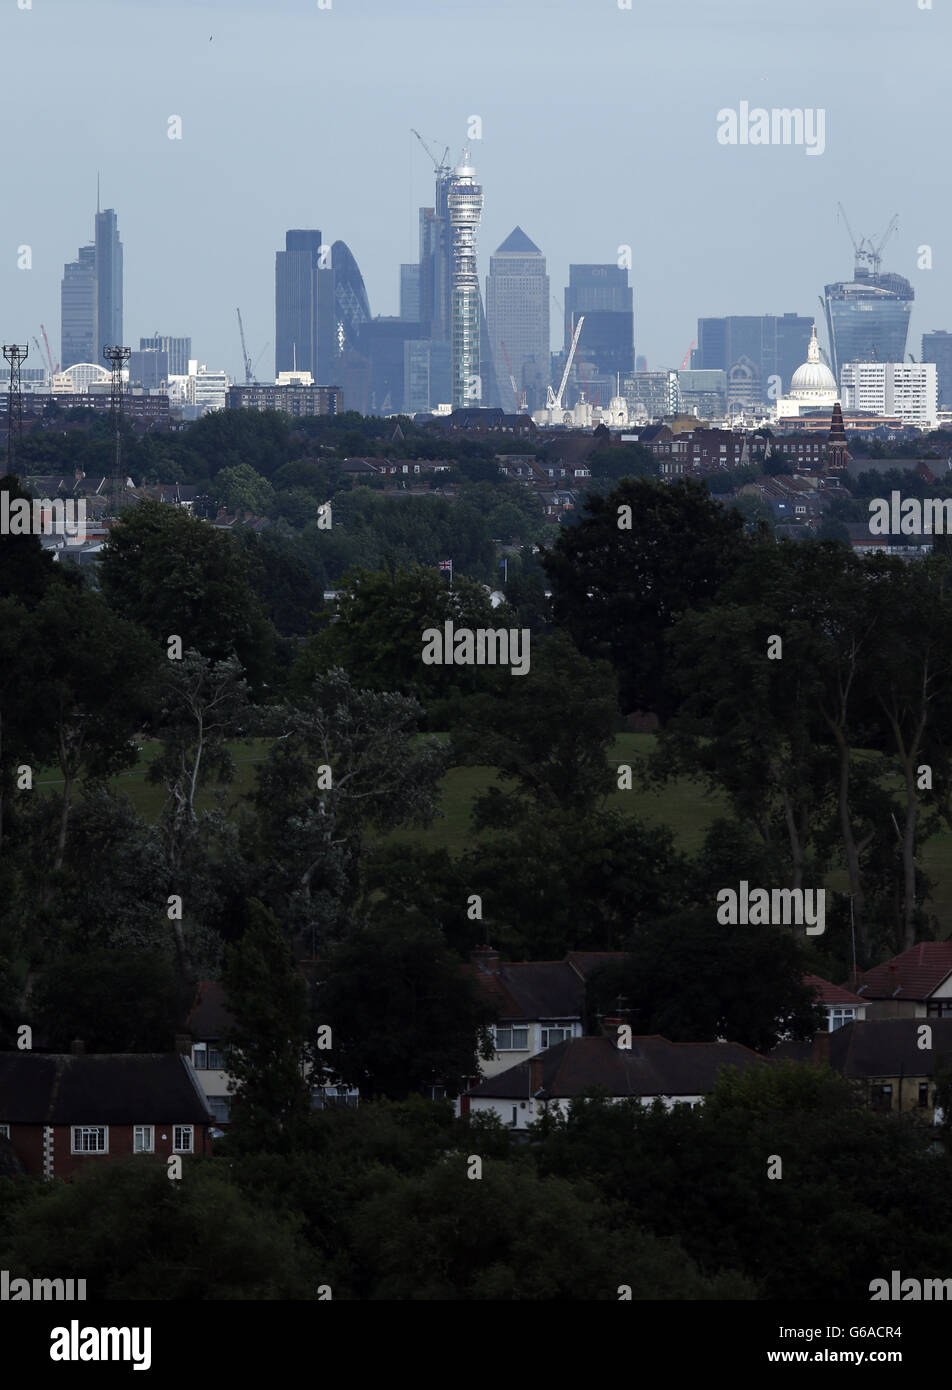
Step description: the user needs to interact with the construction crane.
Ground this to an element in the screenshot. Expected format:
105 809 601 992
39 324 56 375
499 339 520 412
236 307 253 384
836 204 900 278
410 129 450 178
252 342 270 377
546 315 584 413
680 339 696 371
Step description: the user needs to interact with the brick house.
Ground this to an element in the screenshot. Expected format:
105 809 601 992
0 1049 213 1179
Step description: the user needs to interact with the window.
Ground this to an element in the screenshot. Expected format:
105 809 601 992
829 1007 855 1031
133 1125 154 1153
919 1082 931 1109
207 1047 224 1071
206 1096 231 1123
872 1084 893 1112
421 1085 446 1101
0 1124 9 1139
541 1026 572 1048
495 1026 529 1051
927 1001 952 1018
173 1126 194 1153
192 1044 207 1069
72 1126 108 1154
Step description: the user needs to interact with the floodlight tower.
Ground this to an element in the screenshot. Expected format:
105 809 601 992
103 344 131 515
2 343 28 472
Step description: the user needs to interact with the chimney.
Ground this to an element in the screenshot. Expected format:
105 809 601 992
812 1030 831 1064
173 1033 192 1056
70 1038 85 1055
529 1054 545 1097
471 945 500 975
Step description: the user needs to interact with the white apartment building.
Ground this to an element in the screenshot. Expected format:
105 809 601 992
840 361 938 426
185 360 229 414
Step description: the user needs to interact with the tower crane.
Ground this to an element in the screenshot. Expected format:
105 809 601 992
39 324 56 375
410 129 450 178
499 339 520 412
546 315 584 413
680 339 696 371
236 307 253 384
836 204 899 278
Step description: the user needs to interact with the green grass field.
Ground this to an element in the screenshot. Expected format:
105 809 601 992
34 731 952 933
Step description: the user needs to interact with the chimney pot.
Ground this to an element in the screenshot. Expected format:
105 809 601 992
471 945 500 974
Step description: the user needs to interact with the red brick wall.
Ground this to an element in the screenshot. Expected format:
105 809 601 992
8 1123 210 1178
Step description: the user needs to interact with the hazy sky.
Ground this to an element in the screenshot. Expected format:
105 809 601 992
2 0 948 382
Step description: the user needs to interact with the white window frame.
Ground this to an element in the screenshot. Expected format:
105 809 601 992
173 1125 194 1154
71 1125 108 1154
541 1024 573 1049
0 1124 9 1139
829 1007 855 1031
192 1044 207 1069
494 1025 529 1051
133 1125 154 1153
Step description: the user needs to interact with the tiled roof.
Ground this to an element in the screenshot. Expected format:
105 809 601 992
827 1018 952 1077
466 1035 767 1100
804 973 865 1006
470 961 584 1021
853 942 952 1001
186 980 234 1039
0 1053 212 1125
565 951 631 980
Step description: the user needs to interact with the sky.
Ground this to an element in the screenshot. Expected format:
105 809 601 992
1 0 948 383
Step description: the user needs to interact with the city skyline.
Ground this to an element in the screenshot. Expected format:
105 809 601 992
2 0 949 388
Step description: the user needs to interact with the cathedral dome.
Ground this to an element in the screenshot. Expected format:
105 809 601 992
791 324 836 394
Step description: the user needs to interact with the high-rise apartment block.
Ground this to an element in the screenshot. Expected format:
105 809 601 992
840 361 937 425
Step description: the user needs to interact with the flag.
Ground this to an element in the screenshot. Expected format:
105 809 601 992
438 559 452 573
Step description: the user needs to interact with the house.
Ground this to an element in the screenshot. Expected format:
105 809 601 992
460 1031 768 1129
185 981 234 1124
467 947 630 1079
852 942 952 1020
804 974 867 1031
0 1048 212 1178
184 979 359 1118
778 1018 952 1122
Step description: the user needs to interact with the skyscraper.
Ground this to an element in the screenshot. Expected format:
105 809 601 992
564 264 634 386
61 245 97 369
95 208 123 358
140 336 192 376
824 261 913 381
400 264 421 322
275 230 336 381
921 330 952 411
695 313 812 408
60 202 123 369
486 227 549 412
447 151 484 409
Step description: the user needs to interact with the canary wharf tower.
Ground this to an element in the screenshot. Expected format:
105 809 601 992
448 151 483 408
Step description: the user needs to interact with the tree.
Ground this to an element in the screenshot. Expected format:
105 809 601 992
97 500 274 688
543 477 747 719
586 908 822 1052
213 462 275 516
454 631 619 818
315 918 495 1100
248 669 448 949
222 899 312 1149
29 589 160 878
0 1159 311 1298
31 948 191 1052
